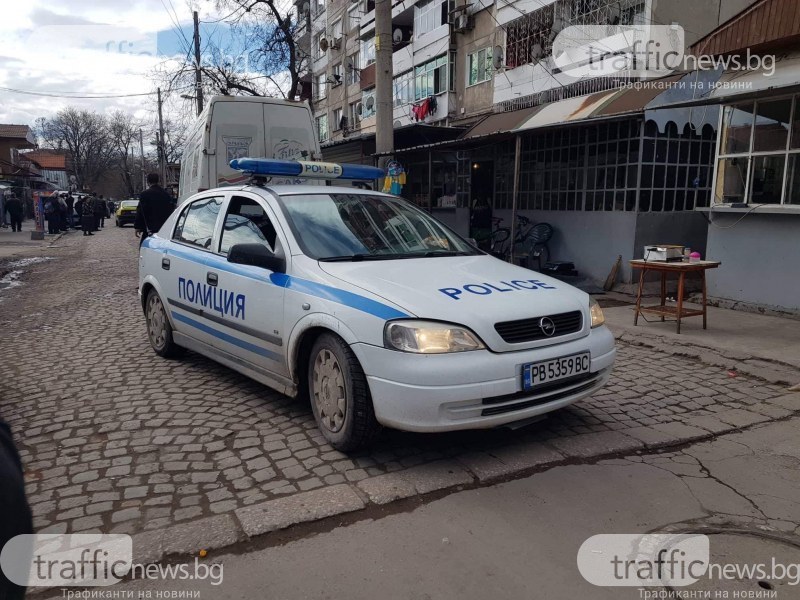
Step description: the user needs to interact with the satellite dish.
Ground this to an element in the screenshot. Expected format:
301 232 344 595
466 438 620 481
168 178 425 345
493 45 504 69
530 43 543 62
607 4 622 25
302 2 310 12
393 120 402 128
319 37 329 52
365 96 375 111
356 101 364 116
392 28 403 43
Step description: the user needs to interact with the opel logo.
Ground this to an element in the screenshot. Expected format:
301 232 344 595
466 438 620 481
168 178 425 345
539 317 556 337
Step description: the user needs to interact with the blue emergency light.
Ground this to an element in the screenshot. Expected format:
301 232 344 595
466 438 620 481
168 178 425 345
230 158 384 181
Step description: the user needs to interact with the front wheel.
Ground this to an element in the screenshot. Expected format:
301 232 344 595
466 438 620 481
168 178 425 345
145 289 182 358
308 333 381 451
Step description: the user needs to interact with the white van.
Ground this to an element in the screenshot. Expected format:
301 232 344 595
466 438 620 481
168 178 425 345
178 96 321 202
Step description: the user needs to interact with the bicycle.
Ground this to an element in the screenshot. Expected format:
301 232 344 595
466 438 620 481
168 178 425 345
501 215 554 271
487 217 511 257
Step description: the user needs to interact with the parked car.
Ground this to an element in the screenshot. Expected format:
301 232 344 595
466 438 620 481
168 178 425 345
138 158 616 451
115 200 139 227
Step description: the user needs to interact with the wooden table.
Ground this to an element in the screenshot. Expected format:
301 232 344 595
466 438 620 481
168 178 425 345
629 260 721 334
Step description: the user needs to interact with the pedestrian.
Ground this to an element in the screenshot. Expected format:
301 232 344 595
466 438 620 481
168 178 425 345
0 190 7 229
81 194 95 236
57 193 69 232
91 192 103 231
0 417 33 600
65 194 75 229
44 194 59 234
97 194 107 228
5 193 23 232
75 195 84 229
135 173 175 245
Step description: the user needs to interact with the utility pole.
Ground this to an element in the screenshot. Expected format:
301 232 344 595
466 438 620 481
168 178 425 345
193 11 205 116
157 87 166 185
374 0 393 173
139 127 146 193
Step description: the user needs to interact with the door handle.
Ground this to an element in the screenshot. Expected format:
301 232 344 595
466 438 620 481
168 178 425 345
207 272 219 286
161 258 170 270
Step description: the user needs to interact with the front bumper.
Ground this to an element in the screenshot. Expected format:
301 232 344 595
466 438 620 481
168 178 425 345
351 326 616 432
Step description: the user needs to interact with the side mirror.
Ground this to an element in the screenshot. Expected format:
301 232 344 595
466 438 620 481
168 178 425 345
227 243 285 273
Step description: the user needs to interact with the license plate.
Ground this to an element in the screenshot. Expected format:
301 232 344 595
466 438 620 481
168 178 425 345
522 352 591 390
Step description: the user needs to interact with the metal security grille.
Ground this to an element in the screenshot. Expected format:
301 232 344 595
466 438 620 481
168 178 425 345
495 310 583 343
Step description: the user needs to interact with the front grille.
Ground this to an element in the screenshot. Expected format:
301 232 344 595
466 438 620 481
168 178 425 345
495 310 583 344
481 373 601 417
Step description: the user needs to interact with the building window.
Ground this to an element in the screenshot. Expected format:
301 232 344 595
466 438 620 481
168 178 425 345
332 63 342 85
468 47 493 86
349 101 362 126
330 18 342 40
393 71 413 107
314 0 325 17
504 0 645 70
715 96 800 206
347 3 361 32
362 36 375 66
313 31 325 59
317 114 329 142
347 51 360 84
361 88 376 118
333 108 343 130
315 73 327 99
414 0 447 38
414 55 448 100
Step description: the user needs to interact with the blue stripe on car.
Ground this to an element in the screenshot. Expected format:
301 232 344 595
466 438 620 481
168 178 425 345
172 312 283 362
143 237 409 320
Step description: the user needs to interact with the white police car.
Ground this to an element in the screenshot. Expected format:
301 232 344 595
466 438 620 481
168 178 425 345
139 159 616 450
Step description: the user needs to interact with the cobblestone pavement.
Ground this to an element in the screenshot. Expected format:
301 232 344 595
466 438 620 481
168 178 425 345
0 226 795 548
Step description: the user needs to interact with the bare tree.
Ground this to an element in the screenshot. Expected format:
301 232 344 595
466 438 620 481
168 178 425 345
35 108 116 190
108 111 145 197
158 0 308 101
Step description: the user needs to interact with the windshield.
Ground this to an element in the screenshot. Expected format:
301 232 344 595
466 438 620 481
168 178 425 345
278 193 479 261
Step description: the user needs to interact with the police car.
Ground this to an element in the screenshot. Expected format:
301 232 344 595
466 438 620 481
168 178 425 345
138 158 616 451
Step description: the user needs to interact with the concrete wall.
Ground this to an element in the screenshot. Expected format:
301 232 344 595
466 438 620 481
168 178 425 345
705 213 800 313
633 211 709 262
494 208 639 283
453 9 497 119
652 0 761 48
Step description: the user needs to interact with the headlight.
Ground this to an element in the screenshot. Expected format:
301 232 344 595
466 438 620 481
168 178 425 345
384 320 485 354
589 297 605 328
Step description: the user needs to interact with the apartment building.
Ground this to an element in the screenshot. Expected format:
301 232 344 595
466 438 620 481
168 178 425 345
301 0 761 284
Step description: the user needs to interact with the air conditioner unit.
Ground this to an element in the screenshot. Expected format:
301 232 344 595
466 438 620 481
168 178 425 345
329 37 341 50
453 12 473 33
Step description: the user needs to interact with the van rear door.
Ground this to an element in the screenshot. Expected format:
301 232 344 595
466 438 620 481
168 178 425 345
263 104 322 186
210 101 267 189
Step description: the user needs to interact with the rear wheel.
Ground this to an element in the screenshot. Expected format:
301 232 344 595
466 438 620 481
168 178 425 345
308 333 381 451
145 289 182 358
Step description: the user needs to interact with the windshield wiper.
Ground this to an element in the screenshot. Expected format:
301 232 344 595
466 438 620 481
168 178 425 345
319 253 411 262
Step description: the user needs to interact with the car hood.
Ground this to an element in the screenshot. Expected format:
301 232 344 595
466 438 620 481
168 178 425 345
318 255 590 352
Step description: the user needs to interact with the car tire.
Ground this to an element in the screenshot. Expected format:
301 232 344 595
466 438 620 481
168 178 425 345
145 289 182 358
308 333 381 451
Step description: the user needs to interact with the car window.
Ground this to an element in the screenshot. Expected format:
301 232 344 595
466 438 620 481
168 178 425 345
173 196 223 249
219 196 278 255
277 193 478 260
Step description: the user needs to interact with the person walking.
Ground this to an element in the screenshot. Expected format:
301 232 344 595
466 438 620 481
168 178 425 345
97 194 108 228
5 193 23 232
44 194 59 234
81 194 95 235
0 190 7 229
91 192 103 231
65 194 75 229
57 193 69 232
135 173 175 246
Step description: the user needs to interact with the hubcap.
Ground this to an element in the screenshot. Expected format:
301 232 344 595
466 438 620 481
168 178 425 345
147 295 167 350
312 348 346 433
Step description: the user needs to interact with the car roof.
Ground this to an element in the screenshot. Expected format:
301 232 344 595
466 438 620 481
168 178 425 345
237 184 394 198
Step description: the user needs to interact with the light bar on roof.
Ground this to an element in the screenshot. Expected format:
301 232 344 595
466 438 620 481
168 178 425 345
230 158 384 181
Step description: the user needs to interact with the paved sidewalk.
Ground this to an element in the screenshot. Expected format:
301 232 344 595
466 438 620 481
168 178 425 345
603 303 800 386
0 218 66 260
0 226 797 564
92 417 800 599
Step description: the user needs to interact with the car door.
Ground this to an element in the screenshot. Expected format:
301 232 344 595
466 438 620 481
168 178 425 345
161 194 226 350
205 192 288 377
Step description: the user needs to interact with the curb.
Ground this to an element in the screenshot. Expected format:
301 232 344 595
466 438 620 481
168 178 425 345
131 401 800 564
